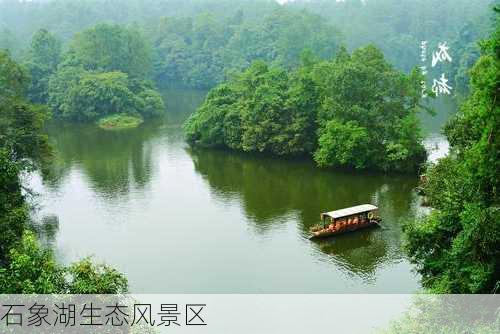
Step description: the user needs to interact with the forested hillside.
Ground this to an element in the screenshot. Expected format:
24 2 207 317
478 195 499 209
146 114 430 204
0 0 494 91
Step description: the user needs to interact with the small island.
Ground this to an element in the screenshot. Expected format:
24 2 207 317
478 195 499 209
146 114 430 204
184 46 428 173
97 114 144 130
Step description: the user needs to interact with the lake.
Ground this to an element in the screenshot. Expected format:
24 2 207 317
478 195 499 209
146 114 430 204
27 89 454 293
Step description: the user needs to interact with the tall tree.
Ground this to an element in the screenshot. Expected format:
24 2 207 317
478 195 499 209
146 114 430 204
24 29 62 103
312 45 427 172
0 50 49 263
69 23 152 79
404 8 500 293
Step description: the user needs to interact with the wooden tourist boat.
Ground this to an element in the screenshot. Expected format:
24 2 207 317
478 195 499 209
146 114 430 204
309 204 381 240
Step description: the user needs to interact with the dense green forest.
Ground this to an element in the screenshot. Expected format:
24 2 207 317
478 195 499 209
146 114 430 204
0 0 494 92
404 7 499 293
153 9 341 88
185 46 427 172
30 24 165 123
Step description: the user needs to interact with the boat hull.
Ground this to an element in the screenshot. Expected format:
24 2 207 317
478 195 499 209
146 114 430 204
309 220 380 240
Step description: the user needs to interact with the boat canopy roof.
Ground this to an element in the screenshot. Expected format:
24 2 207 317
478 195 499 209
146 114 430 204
322 204 378 220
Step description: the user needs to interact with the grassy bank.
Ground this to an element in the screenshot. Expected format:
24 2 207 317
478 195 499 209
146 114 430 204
97 114 144 130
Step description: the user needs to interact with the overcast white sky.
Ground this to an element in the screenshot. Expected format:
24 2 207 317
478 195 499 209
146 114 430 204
276 0 348 4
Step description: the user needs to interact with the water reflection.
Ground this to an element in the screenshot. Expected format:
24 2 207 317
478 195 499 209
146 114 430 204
44 121 162 199
27 88 455 292
189 147 419 278
31 214 60 247
42 88 208 198
314 227 386 280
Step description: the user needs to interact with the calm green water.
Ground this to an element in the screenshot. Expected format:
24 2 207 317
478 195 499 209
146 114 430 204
28 90 454 293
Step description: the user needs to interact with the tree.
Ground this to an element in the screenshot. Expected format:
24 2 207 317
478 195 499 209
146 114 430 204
0 50 50 264
315 120 371 169
47 22 165 123
186 46 427 173
0 0 493 91
312 45 427 172
0 49 47 264
48 65 86 119
0 232 66 294
404 9 500 293
0 149 27 266
49 70 165 122
0 51 128 294
0 232 128 294
64 71 141 121
290 0 492 75
24 29 62 104
69 23 152 79
154 7 342 89
185 59 319 156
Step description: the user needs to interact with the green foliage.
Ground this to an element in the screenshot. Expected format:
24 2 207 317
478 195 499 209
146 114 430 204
315 120 370 169
67 257 128 294
69 23 152 79
0 49 29 100
0 232 128 294
449 19 492 100
0 232 66 294
98 113 144 130
186 46 427 173
62 71 140 121
0 27 17 54
291 0 492 79
47 23 165 122
404 10 500 293
130 80 167 118
312 46 427 172
0 0 491 94
184 84 239 147
153 8 341 88
24 29 62 104
185 59 319 156
0 50 50 264
49 70 164 122
0 150 26 265
0 0 279 45
47 65 86 118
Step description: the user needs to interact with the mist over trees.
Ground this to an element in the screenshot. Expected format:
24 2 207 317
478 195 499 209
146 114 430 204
153 9 342 88
0 0 493 91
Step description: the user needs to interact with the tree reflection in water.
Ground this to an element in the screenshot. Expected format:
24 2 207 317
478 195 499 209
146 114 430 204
43 120 161 200
189 147 419 279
